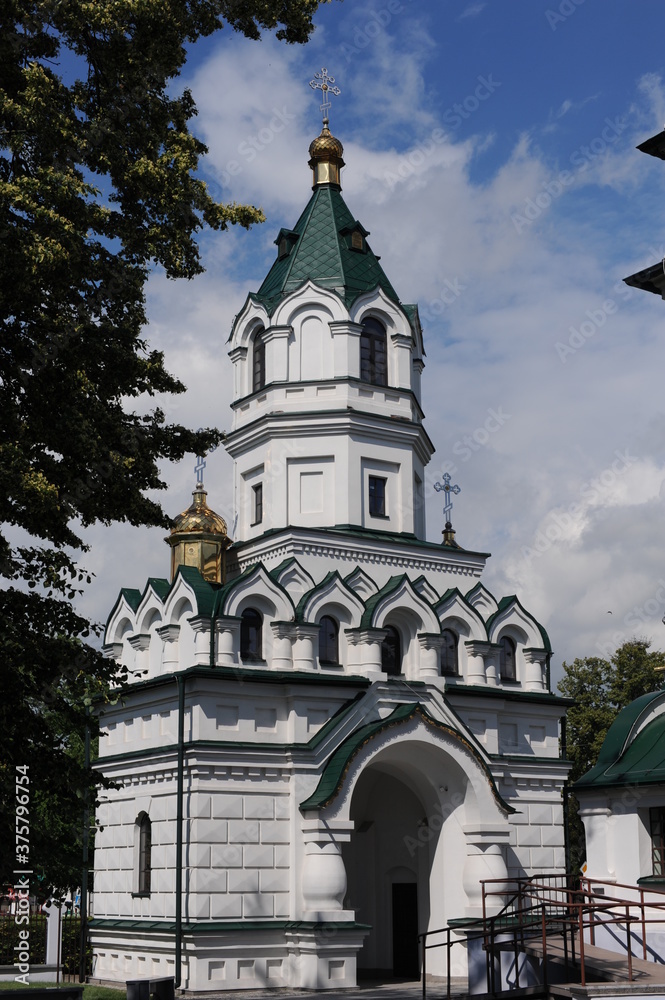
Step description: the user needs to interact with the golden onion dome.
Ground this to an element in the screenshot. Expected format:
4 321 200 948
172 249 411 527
170 483 228 537
308 122 344 161
308 121 345 189
166 483 231 583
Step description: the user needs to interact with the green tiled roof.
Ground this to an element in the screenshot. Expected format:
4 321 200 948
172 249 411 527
256 184 401 313
575 691 665 790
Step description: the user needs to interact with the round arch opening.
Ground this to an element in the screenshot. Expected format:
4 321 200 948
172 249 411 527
340 739 469 981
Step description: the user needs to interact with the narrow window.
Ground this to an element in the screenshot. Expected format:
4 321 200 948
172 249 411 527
319 615 339 664
369 476 387 518
360 317 387 386
351 229 364 251
441 629 459 676
381 625 402 676
138 814 151 895
499 636 517 681
252 483 263 525
253 328 266 393
651 808 665 876
240 608 263 661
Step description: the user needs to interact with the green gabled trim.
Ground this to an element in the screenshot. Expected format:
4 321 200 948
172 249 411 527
359 574 410 629
89 918 370 934
295 570 363 623
433 587 488 637
465 582 498 613
268 558 314 592
485 595 552 653
145 577 170 601
295 570 339 621
211 561 259 616
170 565 219 618
343 567 378 595
105 587 142 631
410 575 437 600
445 684 572 706
300 702 515 814
98 691 369 764
212 561 295 619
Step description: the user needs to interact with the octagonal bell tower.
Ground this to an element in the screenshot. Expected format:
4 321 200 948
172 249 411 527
225 119 432 550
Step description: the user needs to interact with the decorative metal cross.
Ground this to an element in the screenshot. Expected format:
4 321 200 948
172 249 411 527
309 68 341 124
194 454 206 484
434 472 461 523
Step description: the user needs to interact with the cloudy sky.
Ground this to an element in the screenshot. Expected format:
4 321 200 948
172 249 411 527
78 0 665 684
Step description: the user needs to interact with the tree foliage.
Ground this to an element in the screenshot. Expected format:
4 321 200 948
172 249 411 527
0 0 329 895
558 639 665 870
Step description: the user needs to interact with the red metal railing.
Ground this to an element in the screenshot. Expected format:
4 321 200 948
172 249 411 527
419 874 665 999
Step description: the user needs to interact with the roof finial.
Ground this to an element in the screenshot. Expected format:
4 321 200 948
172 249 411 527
194 453 206 488
434 473 462 546
309 68 341 128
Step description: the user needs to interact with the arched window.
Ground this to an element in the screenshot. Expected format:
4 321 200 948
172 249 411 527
138 814 151 895
381 625 402 676
360 317 387 386
499 636 517 681
319 615 339 664
253 328 266 393
240 608 263 661
441 629 459 676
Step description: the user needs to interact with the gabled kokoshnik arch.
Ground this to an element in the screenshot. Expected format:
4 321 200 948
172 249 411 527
89 115 571 992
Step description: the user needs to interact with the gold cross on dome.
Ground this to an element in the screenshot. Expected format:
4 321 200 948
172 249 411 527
309 68 341 125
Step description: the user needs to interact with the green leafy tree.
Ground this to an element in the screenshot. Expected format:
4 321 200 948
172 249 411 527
0 0 330 896
558 639 665 870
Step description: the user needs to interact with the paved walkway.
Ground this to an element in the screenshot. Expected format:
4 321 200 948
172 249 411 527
178 978 468 1000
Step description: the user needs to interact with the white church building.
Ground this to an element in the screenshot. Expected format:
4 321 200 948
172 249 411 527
89 113 571 992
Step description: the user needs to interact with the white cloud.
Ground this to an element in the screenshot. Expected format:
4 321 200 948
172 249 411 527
458 3 487 19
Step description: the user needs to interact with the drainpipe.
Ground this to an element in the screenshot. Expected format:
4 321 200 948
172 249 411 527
561 715 572 878
79 711 91 982
175 674 185 987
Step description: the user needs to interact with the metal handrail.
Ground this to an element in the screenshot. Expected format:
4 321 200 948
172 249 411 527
419 873 665 999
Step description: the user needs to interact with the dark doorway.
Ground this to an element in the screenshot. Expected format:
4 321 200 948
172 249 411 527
392 883 419 978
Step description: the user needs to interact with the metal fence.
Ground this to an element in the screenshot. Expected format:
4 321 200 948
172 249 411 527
0 898 90 982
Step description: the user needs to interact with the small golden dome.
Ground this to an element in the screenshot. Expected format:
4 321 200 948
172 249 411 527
308 121 345 189
308 122 344 161
166 483 231 583
170 483 228 537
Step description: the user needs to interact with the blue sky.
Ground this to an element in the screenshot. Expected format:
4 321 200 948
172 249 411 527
80 0 665 681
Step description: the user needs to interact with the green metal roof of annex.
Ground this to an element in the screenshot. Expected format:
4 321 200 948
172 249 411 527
574 689 665 790
255 182 405 314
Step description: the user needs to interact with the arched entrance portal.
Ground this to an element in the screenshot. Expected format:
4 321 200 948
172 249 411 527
300 706 512 989
344 768 430 978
